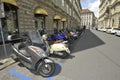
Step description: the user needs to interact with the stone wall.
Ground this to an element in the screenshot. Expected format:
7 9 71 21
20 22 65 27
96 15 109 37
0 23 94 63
16 0 81 34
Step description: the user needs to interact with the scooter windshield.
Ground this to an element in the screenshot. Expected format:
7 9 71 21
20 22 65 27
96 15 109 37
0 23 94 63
28 31 44 45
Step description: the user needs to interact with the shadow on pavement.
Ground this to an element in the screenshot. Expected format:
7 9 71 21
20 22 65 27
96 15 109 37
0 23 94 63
70 29 105 53
50 54 75 60
0 43 13 60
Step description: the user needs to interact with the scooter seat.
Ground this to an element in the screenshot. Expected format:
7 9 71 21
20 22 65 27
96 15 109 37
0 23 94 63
19 49 30 57
49 40 64 45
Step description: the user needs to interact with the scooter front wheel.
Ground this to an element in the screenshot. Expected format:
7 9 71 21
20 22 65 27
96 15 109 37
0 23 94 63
37 61 55 77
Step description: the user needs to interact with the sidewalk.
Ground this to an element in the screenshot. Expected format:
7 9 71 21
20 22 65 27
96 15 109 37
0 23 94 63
0 58 15 70
0 43 15 70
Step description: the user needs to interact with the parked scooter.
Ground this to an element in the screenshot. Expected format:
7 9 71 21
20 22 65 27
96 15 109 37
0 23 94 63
47 31 69 45
42 33 70 58
70 31 78 40
76 28 84 37
66 30 79 40
10 32 55 77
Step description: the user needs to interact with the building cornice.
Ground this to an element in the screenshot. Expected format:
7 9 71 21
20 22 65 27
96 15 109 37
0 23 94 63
99 12 106 19
111 12 120 17
99 0 120 19
99 0 106 7
68 0 81 20
99 0 111 8
111 0 120 8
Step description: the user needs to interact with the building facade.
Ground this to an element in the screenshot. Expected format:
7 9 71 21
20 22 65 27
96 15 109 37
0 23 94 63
94 17 98 29
98 0 120 28
0 0 82 42
81 9 96 29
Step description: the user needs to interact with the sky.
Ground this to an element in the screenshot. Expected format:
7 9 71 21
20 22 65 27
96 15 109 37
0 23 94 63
80 0 100 17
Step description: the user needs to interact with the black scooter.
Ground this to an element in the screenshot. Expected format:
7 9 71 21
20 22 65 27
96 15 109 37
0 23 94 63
10 31 55 77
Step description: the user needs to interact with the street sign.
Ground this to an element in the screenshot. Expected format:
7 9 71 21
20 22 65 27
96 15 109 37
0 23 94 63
0 0 5 18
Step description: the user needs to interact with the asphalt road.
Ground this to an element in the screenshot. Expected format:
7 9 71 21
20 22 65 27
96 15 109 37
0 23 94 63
0 29 120 80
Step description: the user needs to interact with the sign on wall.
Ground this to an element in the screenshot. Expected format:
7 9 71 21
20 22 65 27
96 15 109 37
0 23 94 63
0 1 5 18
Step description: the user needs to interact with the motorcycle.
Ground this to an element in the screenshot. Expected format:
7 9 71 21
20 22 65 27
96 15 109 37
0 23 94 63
10 31 55 77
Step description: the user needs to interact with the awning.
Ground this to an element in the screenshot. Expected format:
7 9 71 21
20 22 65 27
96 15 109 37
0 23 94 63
54 15 61 20
34 7 48 16
2 0 18 8
61 18 67 22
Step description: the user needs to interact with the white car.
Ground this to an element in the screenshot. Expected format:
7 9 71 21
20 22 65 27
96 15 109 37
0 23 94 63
111 28 120 34
101 28 107 32
106 28 117 34
115 28 120 36
97 27 107 32
106 28 111 33
97 28 102 31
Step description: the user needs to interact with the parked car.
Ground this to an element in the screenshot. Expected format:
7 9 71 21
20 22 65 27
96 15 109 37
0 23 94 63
115 28 120 36
101 28 107 32
111 28 120 34
97 27 105 32
97 27 102 31
106 28 111 33
106 28 117 34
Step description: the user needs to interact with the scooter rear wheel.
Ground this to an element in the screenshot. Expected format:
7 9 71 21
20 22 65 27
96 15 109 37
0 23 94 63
37 61 55 77
54 51 69 59
61 51 69 58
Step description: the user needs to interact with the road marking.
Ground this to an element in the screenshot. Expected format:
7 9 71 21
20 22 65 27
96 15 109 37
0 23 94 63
9 69 32 80
46 77 52 80
46 63 62 80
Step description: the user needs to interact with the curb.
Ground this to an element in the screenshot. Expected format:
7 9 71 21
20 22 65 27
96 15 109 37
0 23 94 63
0 58 15 70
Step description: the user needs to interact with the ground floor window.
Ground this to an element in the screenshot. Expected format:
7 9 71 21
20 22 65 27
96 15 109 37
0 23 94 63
35 15 46 30
0 3 18 42
35 17 44 30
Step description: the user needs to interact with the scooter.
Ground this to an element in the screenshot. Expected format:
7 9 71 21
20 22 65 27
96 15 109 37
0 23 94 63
47 32 69 46
76 28 84 37
69 31 78 40
10 32 55 77
42 33 70 58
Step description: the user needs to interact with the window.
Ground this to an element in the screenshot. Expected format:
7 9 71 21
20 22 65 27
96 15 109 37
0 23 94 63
67 5 68 13
55 0 57 3
73 11 75 17
62 0 64 6
70 8 71 15
53 0 58 6
0 3 19 42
